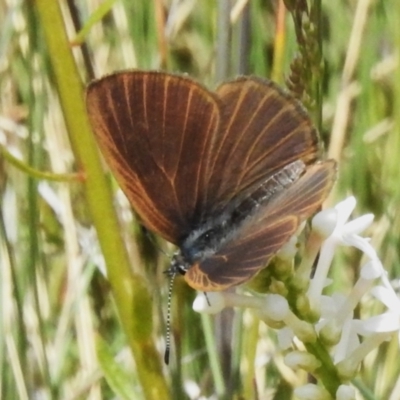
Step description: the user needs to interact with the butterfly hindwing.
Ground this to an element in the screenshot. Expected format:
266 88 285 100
185 161 336 291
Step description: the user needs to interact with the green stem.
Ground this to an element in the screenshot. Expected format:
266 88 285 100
34 1 169 398
216 0 232 82
201 313 225 396
1 145 82 182
305 340 341 397
311 0 323 134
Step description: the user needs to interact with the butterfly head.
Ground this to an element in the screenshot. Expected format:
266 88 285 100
167 252 189 277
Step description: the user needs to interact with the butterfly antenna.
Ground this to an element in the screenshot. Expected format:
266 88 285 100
164 271 176 365
204 292 211 306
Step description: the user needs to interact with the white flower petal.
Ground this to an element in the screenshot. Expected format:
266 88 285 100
184 380 201 398
360 259 384 280
308 240 336 303
319 295 338 318
361 313 400 333
370 286 400 311
352 319 371 336
334 196 356 226
277 327 294 349
333 317 359 364
341 214 374 236
342 234 377 259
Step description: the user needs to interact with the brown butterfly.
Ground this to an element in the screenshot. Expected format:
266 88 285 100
86 71 336 292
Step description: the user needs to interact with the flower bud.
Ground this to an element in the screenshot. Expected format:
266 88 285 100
193 292 225 314
312 208 338 238
319 320 342 346
294 384 331 400
336 385 356 400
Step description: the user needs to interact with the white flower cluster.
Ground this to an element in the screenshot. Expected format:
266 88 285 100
192 197 399 400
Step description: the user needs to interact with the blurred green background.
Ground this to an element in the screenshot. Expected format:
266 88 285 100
0 0 399 399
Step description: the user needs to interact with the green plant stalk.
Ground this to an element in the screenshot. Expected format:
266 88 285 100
0 144 82 182
27 137 56 397
310 0 323 133
304 340 341 397
271 1 286 83
0 206 30 399
70 0 117 45
216 0 232 82
242 315 259 399
201 313 225 396
34 1 169 398
384 3 400 199
352 378 377 400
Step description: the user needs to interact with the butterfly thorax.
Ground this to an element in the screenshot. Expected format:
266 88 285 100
169 159 306 276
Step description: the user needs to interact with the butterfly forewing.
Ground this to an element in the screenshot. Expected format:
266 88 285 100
86 72 221 244
185 160 336 291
